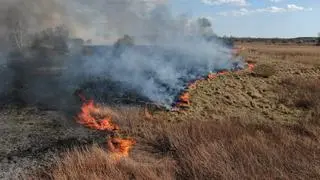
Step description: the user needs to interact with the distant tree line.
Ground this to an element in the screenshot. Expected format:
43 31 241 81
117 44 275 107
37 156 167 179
227 36 319 46
4 5 71 106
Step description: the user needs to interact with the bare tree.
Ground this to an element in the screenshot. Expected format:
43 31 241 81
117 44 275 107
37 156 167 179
30 25 69 56
6 6 28 52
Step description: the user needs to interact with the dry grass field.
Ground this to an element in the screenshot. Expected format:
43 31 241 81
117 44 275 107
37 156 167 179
240 42 320 65
33 43 320 180
1 43 319 179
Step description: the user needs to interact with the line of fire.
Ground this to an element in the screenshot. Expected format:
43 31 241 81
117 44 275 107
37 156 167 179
75 46 255 159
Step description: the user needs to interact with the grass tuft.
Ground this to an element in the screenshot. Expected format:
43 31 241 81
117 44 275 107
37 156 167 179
253 64 276 78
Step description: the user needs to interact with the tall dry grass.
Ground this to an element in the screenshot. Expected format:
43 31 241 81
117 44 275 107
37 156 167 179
278 77 320 124
238 43 320 65
32 58 320 180
35 105 320 180
38 145 175 180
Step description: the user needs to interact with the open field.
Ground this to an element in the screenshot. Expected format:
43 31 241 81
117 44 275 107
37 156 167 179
239 43 320 65
1 43 320 179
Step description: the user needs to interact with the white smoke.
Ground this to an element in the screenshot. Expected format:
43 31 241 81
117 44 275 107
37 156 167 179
67 2 235 106
0 0 239 108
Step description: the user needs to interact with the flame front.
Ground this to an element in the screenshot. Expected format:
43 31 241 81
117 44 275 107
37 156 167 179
77 100 119 131
107 137 136 157
180 92 190 103
172 63 255 111
77 96 135 159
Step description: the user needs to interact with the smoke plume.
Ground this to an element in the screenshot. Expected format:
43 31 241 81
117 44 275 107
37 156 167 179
0 0 240 108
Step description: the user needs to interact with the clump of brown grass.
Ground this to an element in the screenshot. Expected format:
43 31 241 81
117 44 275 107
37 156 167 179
253 64 276 78
35 106 320 180
35 145 175 180
278 77 320 124
245 59 257 64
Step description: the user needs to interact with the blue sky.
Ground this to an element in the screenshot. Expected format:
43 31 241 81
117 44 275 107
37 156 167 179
168 0 319 38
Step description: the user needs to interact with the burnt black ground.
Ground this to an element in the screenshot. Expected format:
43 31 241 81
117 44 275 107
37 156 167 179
0 106 107 179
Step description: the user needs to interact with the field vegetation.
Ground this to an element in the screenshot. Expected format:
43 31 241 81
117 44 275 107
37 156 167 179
28 42 320 180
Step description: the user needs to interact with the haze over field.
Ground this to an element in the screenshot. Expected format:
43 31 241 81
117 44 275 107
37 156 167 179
0 0 241 108
1 0 318 45
0 1 320 180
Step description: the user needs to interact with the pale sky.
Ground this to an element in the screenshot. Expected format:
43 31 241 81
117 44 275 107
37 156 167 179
168 0 319 38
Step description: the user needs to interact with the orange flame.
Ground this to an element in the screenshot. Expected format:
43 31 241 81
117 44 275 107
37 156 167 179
208 73 217 79
207 71 228 79
77 100 119 131
188 82 197 89
248 63 255 71
107 137 136 157
217 71 228 76
76 95 135 159
179 92 190 103
174 91 190 109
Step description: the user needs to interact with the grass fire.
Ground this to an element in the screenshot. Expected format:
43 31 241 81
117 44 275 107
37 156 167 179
173 62 255 111
0 0 320 180
77 93 135 159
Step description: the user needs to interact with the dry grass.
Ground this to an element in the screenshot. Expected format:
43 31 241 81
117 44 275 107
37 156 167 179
278 77 320 124
37 145 175 180
36 104 320 180
32 44 320 180
253 64 276 78
238 43 320 65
